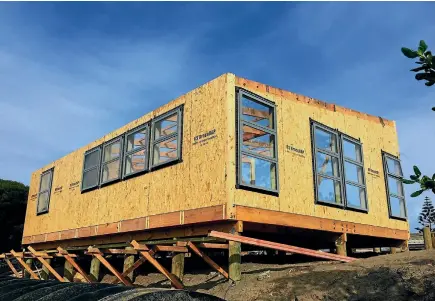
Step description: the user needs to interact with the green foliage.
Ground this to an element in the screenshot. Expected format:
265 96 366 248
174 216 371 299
401 40 435 88
403 165 435 196
415 196 435 233
0 179 29 252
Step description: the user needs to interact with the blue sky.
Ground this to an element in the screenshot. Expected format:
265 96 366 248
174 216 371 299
0 2 434 231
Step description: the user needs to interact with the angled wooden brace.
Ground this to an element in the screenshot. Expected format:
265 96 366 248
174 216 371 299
4 256 21 278
87 247 133 286
187 241 229 279
110 252 154 285
131 240 184 289
57 247 92 283
10 250 39 280
27 246 66 282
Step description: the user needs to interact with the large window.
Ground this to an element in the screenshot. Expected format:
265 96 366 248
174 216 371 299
311 121 367 211
382 152 407 219
100 137 122 185
237 89 278 193
82 147 101 191
123 124 149 177
150 107 183 169
37 168 54 215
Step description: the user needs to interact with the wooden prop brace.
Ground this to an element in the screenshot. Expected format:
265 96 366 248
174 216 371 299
57 247 92 283
209 231 357 263
86 247 133 286
10 250 39 280
130 240 184 289
187 242 229 279
27 246 66 282
4 256 21 278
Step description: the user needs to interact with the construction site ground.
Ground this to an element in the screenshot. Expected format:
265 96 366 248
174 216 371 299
100 249 435 301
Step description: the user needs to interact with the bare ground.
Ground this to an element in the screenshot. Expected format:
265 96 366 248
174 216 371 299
101 250 435 301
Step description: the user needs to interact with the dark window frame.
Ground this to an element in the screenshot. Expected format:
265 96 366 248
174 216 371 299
100 136 124 186
311 120 368 212
36 168 54 215
382 151 407 220
341 134 368 212
311 121 344 208
236 88 279 195
81 146 102 192
122 123 150 179
149 106 183 170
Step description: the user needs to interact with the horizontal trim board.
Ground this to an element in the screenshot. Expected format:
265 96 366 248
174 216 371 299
235 205 409 240
23 205 226 245
24 221 239 251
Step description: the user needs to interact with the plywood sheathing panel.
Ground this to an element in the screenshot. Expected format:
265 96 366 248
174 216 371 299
235 77 395 127
23 74 231 238
234 75 408 231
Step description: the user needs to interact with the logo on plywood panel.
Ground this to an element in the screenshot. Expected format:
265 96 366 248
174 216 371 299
69 181 80 190
286 145 306 157
368 168 380 177
193 129 217 146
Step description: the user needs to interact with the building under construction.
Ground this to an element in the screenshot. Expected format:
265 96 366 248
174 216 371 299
1 73 409 286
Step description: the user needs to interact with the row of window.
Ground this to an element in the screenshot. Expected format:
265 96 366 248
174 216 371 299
35 106 183 214
81 106 183 191
35 89 407 221
235 88 407 220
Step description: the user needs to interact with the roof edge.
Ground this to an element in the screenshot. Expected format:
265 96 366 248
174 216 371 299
234 75 395 127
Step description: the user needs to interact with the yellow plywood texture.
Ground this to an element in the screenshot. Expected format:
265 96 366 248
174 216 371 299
22 74 231 238
232 76 408 231
23 72 408 243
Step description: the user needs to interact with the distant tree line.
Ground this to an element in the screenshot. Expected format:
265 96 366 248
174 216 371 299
0 179 29 252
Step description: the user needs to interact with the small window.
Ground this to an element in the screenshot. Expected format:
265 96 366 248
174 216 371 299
383 152 407 219
100 137 122 185
237 89 278 193
123 124 149 177
150 107 183 169
312 124 343 206
342 136 367 210
37 168 54 215
82 147 102 191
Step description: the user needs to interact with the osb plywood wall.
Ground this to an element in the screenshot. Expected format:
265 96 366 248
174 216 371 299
23 74 230 237
231 75 408 231
23 72 408 239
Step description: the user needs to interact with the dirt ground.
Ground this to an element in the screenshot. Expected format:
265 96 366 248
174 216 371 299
101 250 435 301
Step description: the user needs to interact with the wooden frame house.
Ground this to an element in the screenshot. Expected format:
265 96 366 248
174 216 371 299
20 73 409 281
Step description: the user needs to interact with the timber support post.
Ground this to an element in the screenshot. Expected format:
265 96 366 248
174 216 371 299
63 260 75 281
228 222 243 282
90 256 101 282
27 246 66 282
24 258 33 279
335 233 347 256
123 247 136 283
87 247 133 286
130 240 184 289
228 238 241 281
423 226 433 250
171 252 185 283
41 258 51 280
